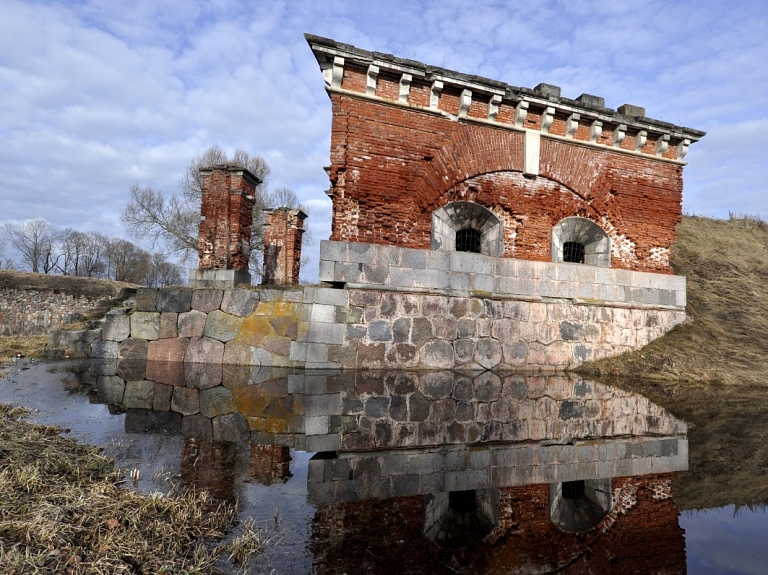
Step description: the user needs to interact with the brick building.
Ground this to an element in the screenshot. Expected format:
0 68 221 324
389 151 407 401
307 34 704 274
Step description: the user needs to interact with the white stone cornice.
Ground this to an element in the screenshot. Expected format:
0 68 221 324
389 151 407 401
566 113 580 139
323 56 344 88
430 80 443 110
399 73 412 103
515 101 529 128
613 124 627 147
655 134 670 157
325 85 691 165
459 89 472 119
366 65 379 96
541 107 555 133
590 120 603 143
635 130 647 152
488 94 502 121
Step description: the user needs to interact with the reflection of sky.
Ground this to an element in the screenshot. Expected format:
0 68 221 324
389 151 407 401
682 505 768 574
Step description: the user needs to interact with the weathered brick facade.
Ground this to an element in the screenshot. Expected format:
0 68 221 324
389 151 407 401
262 207 307 285
196 164 260 284
308 35 704 274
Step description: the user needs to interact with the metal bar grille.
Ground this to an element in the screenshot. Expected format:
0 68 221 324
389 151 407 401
456 228 481 253
563 241 585 264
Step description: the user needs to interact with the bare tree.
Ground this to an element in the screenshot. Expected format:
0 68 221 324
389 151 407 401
144 252 183 287
103 238 150 284
2 219 60 273
122 146 311 280
123 145 271 265
57 229 107 277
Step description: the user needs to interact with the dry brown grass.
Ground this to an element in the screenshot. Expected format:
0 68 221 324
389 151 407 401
0 336 48 372
577 214 768 387
0 404 265 574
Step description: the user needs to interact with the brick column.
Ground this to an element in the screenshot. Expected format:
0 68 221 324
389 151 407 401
189 164 261 287
262 208 308 285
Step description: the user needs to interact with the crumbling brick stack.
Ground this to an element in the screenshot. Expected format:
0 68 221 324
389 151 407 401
262 207 307 285
198 165 259 272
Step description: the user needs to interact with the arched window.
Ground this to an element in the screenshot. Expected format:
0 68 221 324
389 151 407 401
456 228 481 253
552 217 611 267
550 478 612 533
431 201 504 257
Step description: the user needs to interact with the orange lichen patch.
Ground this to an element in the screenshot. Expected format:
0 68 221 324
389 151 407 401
236 315 273 347
247 416 292 434
253 301 300 318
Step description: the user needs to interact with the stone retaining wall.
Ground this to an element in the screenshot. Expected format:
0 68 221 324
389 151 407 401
0 288 100 336
93 281 684 371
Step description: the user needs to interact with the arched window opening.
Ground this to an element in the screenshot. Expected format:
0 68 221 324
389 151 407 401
550 478 612 533
456 228 481 254
562 480 586 499
431 201 504 257
424 489 499 549
562 241 585 264
552 217 611 267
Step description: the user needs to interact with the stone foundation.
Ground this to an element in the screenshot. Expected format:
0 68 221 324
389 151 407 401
93 241 685 371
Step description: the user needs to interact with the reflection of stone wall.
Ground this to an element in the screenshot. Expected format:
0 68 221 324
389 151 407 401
93 283 684 371
304 372 687 454
312 473 685 574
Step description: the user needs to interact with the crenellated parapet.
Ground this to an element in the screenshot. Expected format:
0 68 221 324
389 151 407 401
306 34 704 165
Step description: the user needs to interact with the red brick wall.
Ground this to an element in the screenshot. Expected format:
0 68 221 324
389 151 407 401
262 208 306 285
326 65 687 273
198 166 257 272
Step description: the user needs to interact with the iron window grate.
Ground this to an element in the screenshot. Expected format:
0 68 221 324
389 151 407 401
563 241 585 264
456 228 481 253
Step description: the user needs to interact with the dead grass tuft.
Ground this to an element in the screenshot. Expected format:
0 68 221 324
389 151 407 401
0 403 265 574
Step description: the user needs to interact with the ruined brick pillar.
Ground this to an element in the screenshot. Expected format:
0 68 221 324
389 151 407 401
189 164 261 287
262 207 307 285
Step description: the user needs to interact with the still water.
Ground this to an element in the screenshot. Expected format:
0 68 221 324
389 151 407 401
1 359 766 574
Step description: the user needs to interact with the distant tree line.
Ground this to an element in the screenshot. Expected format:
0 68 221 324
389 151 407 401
0 219 183 287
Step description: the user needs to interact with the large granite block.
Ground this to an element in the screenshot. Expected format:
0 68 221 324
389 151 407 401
130 312 160 340
220 289 260 317
102 312 130 342
157 287 193 313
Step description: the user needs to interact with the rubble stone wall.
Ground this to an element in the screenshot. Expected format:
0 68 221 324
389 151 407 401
93 275 684 371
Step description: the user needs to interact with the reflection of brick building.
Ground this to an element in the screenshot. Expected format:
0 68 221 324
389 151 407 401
312 473 685 574
249 444 292 485
180 438 236 503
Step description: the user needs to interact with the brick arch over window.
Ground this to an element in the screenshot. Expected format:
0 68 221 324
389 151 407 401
413 125 526 210
431 201 504 256
552 217 611 267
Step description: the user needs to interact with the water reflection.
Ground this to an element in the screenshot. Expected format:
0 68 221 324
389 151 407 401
63 360 688 573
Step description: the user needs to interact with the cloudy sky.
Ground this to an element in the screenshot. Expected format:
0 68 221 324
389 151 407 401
1 0 766 281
